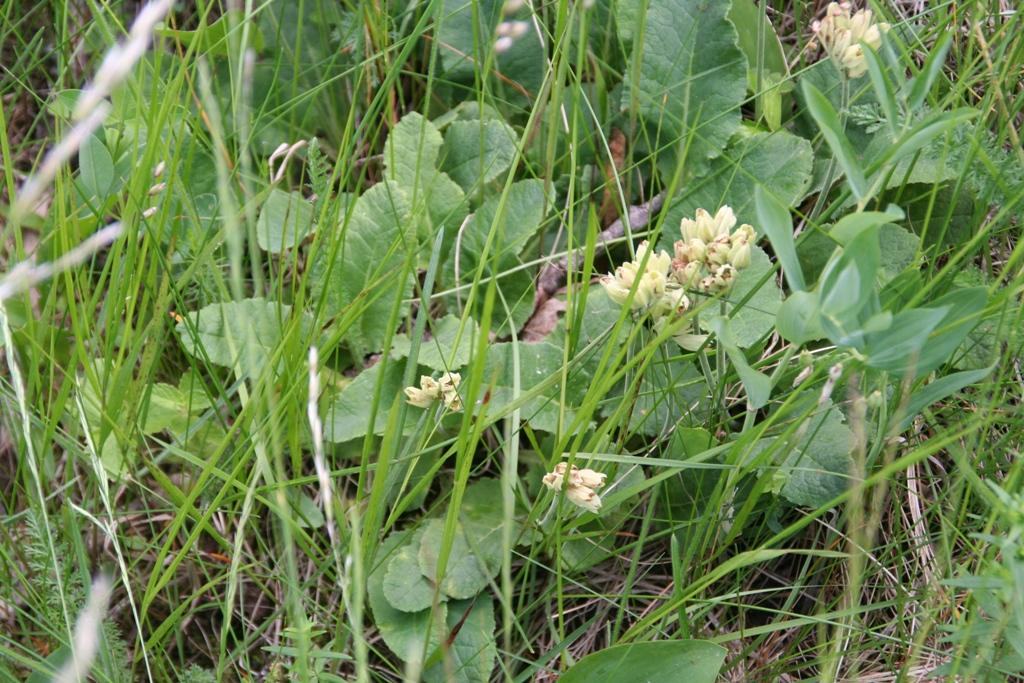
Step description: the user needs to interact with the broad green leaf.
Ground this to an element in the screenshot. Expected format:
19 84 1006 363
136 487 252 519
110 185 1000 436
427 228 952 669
368 532 448 664
390 314 479 372
863 306 949 374
661 428 720 523
802 81 868 200
417 480 505 601
604 359 708 438
715 246 784 349
141 383 194 435
707 316 771 410
727 0 789 129
778 401 854 508
384 112 467 236
176 298 312 378
754 185 805 292
418 518 492 600
775 290 824 345
818 226 880 333
482 337 599 432
423 598 497 683
384 531 439 613
448 179 549 334
828 206 904 245
309 180 414 355
911 286 988 376
256 188 314 253
659 129 813 253
559 640 726 683
877 223 919 283
323 359 407 443
79 132 114 200
618 0 746 177
435 0 544 104
459 478 506 564
728 0 788 84
440 118 518 192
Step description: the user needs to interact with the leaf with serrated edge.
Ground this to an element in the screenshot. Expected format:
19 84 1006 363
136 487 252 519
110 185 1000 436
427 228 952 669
619 0 746 177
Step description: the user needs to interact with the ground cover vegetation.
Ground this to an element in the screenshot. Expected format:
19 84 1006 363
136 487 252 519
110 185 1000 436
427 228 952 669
1 0 1022 680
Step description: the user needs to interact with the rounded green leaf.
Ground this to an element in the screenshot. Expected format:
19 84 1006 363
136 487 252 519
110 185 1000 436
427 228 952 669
384 537 439 614
368 532 448 664
256 188 314 253
423 598 496 683
418 518 491 600
559 640 726 683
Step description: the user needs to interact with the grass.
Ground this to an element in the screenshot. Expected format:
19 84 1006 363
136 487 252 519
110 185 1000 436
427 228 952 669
1 0 1023 681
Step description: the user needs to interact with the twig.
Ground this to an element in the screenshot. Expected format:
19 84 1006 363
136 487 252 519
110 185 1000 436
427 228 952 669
534 190 667 305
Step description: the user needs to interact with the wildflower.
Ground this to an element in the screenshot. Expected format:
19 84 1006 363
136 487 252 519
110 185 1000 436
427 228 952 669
600 240 672 311
566 485 602 513
671 206 755 295
812 2 890 79
404 372 463 411
404 375 440 408
680 206 736 243
650 286 690 319
543 462 606 513
439 371 462 411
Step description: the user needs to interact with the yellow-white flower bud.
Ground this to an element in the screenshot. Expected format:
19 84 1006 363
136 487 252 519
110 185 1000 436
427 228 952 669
813 2 889 78
729 240 751 269
404 375 442 408
439 372 462 411
576 468 606 489
706 236 733 266
565 485 602 513
405 387 435 408
674 261 704 289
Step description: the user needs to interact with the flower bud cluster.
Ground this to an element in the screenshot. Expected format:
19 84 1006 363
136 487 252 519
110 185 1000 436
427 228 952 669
542 462 606 513
404 371 462 411
600 240 706 351
672 206 755 295
811 3 890 79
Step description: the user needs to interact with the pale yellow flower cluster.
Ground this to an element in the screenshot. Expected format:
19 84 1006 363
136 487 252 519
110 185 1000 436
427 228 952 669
404 371 462 411
543 462 606 513
672 206 755 295
600 241 706 349
812 2 890 79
